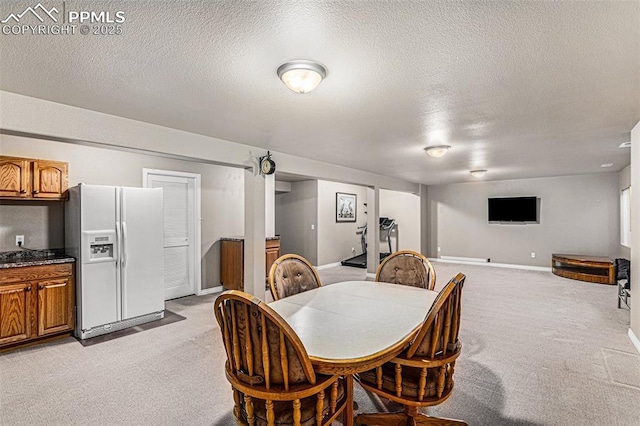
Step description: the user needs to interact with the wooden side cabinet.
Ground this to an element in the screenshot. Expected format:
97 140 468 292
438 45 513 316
0 263 75 351
220 239 244 291
220 238 281 291
0 156 69 200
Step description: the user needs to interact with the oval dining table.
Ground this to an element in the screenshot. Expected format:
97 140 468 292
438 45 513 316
269 280 438 426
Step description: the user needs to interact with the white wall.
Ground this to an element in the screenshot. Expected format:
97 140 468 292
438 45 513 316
427 173 620 267
629 120 640 349
0 134 244 290
380 189 421 253
317 181 368 266
619 165 631 259
275 180 318 264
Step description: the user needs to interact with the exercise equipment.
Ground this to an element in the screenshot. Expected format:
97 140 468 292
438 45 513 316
341 217 396 268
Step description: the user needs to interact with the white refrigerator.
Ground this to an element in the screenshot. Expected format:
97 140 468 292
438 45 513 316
65 184 165 339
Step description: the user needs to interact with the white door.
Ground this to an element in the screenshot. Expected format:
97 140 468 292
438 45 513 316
144 170 201 300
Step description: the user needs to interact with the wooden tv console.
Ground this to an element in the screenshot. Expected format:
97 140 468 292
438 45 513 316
551 254 614 285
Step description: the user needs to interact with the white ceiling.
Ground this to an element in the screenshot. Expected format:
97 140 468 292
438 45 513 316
1 1 638 185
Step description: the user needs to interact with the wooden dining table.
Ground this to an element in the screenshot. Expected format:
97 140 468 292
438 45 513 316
269 280 438 426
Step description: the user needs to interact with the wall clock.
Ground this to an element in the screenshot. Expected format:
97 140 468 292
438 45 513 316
260 151 276 175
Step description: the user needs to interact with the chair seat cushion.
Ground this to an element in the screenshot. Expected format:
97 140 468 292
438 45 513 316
359 363 440 399
239 378 345 426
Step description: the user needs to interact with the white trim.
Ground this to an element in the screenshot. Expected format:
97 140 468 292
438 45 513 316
143 168 203 296
316 262 342 270
432 258 551 272
366 272 376 279
200 286 224 295
629 328 640 354
440 255 489 263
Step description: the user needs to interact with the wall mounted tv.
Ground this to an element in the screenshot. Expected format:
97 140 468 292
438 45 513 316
488 197 538 223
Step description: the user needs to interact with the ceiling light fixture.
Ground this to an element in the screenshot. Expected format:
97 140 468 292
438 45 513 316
470 169 488 178
424 145 451 158
277 60 327 94
619 142 632 148
600 163 614 168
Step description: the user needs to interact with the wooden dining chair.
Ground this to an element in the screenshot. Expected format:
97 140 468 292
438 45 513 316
268 254 322 301
376 250 436 290
214 290 347 426
356 273 467 426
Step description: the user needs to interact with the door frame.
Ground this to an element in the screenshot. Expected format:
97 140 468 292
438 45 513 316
142 169 203 296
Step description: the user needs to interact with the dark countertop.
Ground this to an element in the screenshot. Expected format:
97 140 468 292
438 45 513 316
0 249 75 269
221 236 280 242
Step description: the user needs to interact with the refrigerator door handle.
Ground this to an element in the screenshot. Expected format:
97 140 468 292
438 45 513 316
121 220 128 318
115 220 122 321
121 221 127 269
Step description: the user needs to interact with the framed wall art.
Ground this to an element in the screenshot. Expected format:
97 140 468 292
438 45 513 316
336 192 357 222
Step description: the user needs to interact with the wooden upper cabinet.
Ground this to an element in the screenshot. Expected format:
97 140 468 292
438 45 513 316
0 156 68 200
32 160 68 199
0 157 29 197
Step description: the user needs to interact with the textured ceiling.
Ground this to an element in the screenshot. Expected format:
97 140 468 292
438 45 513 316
1 1 638 185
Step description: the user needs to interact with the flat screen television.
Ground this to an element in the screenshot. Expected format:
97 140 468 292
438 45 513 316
488 197 538 222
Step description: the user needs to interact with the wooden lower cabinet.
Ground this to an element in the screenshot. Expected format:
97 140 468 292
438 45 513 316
0 263 75 351
0 282 34 346
37 276 74 336
220 238 281 291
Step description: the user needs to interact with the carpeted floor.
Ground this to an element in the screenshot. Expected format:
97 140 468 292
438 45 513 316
0 262 638 425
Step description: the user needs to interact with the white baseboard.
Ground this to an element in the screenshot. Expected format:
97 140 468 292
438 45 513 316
316 262 342 270
199 286 223 296
366 272 376 279
432 258 551 272
440 255 489 263
629 328 640 354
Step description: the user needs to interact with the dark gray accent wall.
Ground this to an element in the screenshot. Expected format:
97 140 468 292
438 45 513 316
275 180 318 265
427 173 620 267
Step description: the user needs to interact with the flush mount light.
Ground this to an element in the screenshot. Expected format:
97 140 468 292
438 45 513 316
424 145 451 158
470 169 488 178
277 60 327 94
600 163 614 168
619 142 632 148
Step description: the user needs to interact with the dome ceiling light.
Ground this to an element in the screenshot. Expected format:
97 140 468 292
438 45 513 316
277 60 327 94
424 145 451 158
470 169 488 178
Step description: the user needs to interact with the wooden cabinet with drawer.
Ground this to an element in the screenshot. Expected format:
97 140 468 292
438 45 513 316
0 156 68 200
220 238 281 291
0 263 75 351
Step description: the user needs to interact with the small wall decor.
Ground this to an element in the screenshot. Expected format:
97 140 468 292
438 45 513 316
336 192 356 222
259 151 276 175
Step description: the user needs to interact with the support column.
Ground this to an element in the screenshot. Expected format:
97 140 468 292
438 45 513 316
367 186 380 275
419 184 429 256
265 173 275 238
244 167 266 298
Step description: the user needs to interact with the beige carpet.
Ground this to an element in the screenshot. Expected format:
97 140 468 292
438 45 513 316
0 262 638 425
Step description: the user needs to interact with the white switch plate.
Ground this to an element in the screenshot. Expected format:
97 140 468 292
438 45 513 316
531 252 536 258
437 247 441 252
16 235 24 246
311 224 315 230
